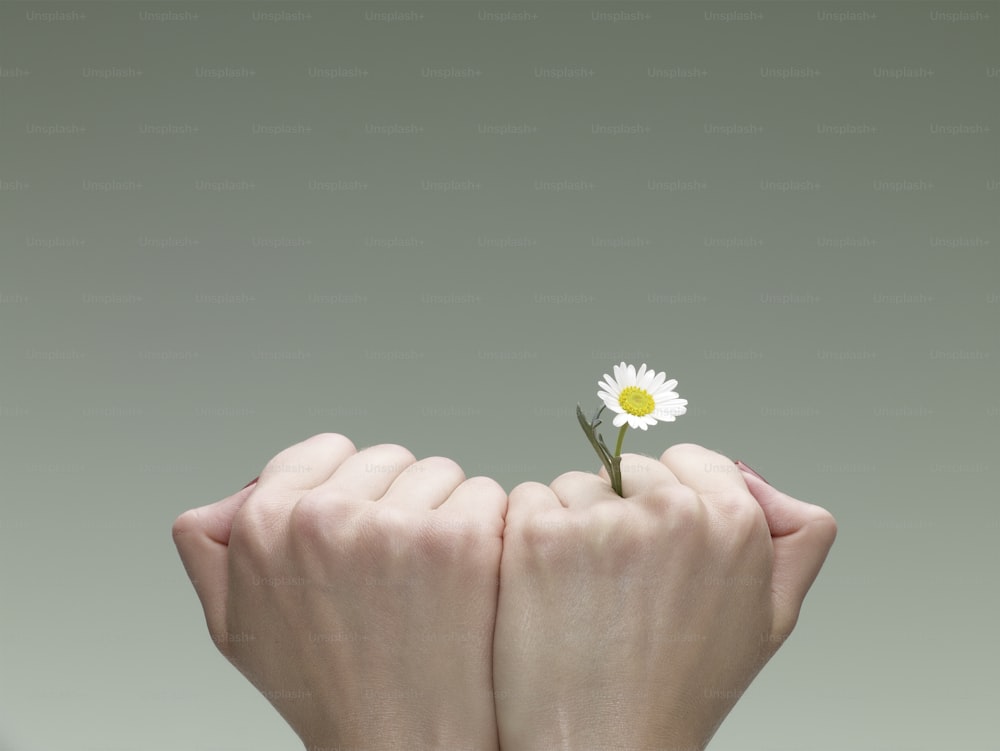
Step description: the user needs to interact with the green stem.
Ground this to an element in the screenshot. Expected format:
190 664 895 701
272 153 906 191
611 424 628 497
613 424 628 458
610 454 623 497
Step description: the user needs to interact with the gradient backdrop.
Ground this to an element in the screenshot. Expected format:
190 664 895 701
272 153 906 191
1 2 998 749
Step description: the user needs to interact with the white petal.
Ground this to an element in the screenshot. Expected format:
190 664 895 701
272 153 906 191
652 388 680 400
598 378 620 396
613 363 627 385
655 401 686 415
624 363 637 386
654 403 683 414
601 395 622 412
649 370 667 391
613 412 629 427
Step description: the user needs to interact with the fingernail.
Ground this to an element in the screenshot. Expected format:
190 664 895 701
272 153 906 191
734 460 770 485
241 475 260 490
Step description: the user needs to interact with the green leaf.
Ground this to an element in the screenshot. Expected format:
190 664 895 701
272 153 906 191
610 453 623 497
577 403 624 497
577 403 615 479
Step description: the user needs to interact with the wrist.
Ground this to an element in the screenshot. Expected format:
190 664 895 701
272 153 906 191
498 706 705 751
302 714 499 751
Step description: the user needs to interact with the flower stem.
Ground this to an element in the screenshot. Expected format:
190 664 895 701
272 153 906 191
613 424 628 458
610 424 628 497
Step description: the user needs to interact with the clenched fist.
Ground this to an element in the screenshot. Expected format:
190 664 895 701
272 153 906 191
492 445 837 751
172 433 507 751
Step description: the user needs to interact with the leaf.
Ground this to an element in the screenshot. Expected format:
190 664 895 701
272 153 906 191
577 403 615 479
577 403 624 496
610 453 623 497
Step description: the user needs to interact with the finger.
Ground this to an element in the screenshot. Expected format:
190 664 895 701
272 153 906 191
505 480 562 526
549 470 620 510
314 443 418 501
171 481 257 636
234 433 359 543
438 476 508 537
658 443 747 497
379 456 466 510
190 484 257 548
737 466 838 636
254 432 358 494
659 443 763 522
597 452 682 498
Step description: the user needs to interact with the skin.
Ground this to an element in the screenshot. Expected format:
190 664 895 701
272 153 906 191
493 444 838 751
172 433 507 750
173 435 836 750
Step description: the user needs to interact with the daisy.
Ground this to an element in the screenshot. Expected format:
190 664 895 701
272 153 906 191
598 362 688 432
578 362 687 496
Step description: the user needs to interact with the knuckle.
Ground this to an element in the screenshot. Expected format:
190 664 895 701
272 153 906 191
511 480 547 494
583 502 635 546
260 433 355 479
642 483 703 525
414 455 465 480
368 442 416 461
704 488 756 523
669 504 703 535
307 432 357 454
462 475 506 500
514 509 569 558
659 442 705 464
360 444 418 475
421 514 492 566
617 452 658 471
288 492 327 541
364 503 415 548
551 469 592 486
171 508 200 541
732 497 765 530
507 481 553 514
668 489 707 531
583 500 628 528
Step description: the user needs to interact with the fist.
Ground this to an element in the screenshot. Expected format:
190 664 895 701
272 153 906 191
492 444 836 750
172 433 508 750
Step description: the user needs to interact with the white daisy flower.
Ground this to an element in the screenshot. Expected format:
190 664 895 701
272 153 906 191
597 362 688 431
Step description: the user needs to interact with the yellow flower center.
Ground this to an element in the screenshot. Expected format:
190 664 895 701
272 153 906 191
618 386 655 417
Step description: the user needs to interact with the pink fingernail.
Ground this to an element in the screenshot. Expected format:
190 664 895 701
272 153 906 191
241 475 260 490
734 460 770 485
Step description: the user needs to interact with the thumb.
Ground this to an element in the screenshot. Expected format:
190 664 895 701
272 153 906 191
735 462 838 639
171 479 258 639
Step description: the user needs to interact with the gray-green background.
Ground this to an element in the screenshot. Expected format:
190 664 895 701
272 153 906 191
2 1 998 748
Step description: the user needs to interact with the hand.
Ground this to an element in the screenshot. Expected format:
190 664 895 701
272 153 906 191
172 433 508 750
492 443 837 751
